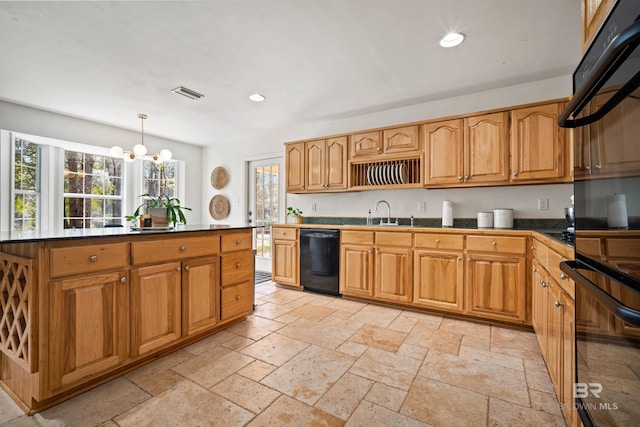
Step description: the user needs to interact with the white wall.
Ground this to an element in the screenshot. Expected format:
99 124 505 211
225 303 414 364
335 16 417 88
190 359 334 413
0 100 204 224
203 76 574 225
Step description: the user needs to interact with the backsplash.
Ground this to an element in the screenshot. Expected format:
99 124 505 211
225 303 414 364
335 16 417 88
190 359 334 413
302 216 568 230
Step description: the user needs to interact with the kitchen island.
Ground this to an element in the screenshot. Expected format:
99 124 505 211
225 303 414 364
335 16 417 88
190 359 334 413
0 225 255 413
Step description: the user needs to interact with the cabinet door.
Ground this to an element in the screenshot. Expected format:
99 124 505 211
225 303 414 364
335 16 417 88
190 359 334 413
511 103 568 182
49 271 128 392
350 131 382 158
383 125 420 154
466 253 526 323
582 0 616 51
413 249 463 312
546 279 563 392
305 139 326 192
326 137 348 190
531 261 548 353
182 257 218 336
560 294 577 427
221 281 254 321
591 93 640 176
131 262 182 356
375 246 412 303
424 119 464 186
272 239 299 286
464 112 509 184
286 142 305 192
340 244 374 297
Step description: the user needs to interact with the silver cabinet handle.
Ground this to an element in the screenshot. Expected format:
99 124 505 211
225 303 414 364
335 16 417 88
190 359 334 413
458 176 463 180
176 267 181 272
457 257 462 261
467 258 471 262
184 265 190 271
236 263 241 268
491 241 497 246
377 148 382 152
554 300 564 307
90 255 98 262
464 175 469 180
435 239 440 243
236 295 241 301
560 273 567 280
594 164 602 169
180 246 186 252
532 267 538 273
120 277 126 283
236 239 241 244
513 171 518 176
540 280 547 288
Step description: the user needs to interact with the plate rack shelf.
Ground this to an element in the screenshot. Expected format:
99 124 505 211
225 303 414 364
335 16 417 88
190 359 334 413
350 157 422 189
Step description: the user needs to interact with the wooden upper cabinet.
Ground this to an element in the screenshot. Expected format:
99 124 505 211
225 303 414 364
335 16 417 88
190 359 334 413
306 137 347 192
285 142 305 193
350 131 382 158
511 103 569 182
382 125 420 154
582 0 616 51
424 119 464 185
424 113 508 187
590 92 640 176
464 112 509 184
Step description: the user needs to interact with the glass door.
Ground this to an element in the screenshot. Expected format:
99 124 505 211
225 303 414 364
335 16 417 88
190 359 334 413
248 157 284 273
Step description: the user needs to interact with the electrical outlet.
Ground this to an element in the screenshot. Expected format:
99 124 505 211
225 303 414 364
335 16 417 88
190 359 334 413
538 198 549 211
312 202 317 212
418 201 427 212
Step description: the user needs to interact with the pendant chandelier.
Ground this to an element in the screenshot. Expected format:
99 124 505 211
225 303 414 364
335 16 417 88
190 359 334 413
110 114 172 163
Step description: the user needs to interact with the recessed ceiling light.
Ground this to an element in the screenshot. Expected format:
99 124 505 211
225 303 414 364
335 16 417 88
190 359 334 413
439 32 465 48
249 93 266 102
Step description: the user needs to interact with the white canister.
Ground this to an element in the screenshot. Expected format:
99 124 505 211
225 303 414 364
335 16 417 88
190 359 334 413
442 200 454 227
477 212 493 228
493 208 514 229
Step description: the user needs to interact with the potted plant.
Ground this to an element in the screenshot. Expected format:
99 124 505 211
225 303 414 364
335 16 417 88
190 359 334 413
126 194 192 228
286 207 304 224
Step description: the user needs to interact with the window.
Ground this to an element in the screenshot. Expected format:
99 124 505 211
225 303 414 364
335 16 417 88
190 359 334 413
143 160 176 198
13 138 40 231
63 150 124 228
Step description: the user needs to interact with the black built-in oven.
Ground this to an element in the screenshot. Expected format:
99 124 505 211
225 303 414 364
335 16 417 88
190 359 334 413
559 1 640 426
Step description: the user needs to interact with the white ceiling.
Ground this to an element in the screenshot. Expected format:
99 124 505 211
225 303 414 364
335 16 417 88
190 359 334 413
0 0 582 147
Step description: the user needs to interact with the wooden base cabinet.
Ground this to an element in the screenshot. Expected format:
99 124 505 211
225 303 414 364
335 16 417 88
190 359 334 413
465 252 527 323
271 227 299 287
130 262 182 357
413 250 463 312
48 270 128 393
374 246 412 303
182 257 219 336
340 243 374 298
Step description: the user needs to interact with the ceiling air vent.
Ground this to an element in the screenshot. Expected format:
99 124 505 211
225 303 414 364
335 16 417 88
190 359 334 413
171 86 204 100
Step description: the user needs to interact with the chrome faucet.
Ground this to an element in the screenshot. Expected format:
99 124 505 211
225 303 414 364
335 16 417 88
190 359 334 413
376 200 394 225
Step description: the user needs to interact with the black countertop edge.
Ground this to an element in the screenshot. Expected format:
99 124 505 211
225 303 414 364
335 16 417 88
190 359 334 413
0 224 257 244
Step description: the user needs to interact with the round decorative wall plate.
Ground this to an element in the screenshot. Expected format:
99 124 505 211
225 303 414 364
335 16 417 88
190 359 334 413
209 195 230 220
210 166 228 190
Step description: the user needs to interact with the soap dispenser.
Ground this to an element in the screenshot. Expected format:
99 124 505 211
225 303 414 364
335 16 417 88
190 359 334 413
366 209 373 225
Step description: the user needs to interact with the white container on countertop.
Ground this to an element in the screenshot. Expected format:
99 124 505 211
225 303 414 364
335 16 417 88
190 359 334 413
493 208 514 229
477 212 493 229
442 200 453 227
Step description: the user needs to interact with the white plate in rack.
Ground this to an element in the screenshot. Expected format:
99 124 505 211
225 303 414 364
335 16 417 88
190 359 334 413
367 165 373 185
398 163 406 184
372 165 379 185
382 164 388 185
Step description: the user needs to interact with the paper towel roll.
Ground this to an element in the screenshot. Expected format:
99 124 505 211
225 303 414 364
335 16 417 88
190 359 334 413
607 193 629 229
442 200 453 227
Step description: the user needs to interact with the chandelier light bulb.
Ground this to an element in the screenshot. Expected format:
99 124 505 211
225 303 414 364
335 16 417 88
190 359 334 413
159 149 173 161
110 146 124 158
133 143 147 157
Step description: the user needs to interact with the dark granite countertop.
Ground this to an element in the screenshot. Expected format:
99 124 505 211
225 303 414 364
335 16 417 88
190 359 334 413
0 224 257 244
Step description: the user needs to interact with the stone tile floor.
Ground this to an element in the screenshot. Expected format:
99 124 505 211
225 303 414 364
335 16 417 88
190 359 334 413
0 281 566 426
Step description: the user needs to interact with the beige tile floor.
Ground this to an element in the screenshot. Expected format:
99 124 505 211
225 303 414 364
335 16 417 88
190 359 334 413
0 282 566 427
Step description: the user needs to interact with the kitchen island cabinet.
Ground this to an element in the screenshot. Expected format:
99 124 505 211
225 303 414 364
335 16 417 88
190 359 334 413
0 225 254 413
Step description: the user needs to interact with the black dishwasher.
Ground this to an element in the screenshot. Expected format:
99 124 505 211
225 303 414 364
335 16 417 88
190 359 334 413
299 229 340 296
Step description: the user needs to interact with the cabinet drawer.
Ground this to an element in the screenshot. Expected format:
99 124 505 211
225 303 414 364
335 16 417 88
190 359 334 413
272 227 297 241
467 235 527 255
342 230 374 245
50 243 129 277
532 239 548 268
221 232 252 252
221 250 254 287
414 233 463 250
131 235 219 265
606 238 640 260
221 281 253 320
376 232 412 247
547 249 574 298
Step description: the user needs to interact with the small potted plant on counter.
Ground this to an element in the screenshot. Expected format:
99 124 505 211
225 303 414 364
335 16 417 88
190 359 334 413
126 194 192 228
286 207 304 224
